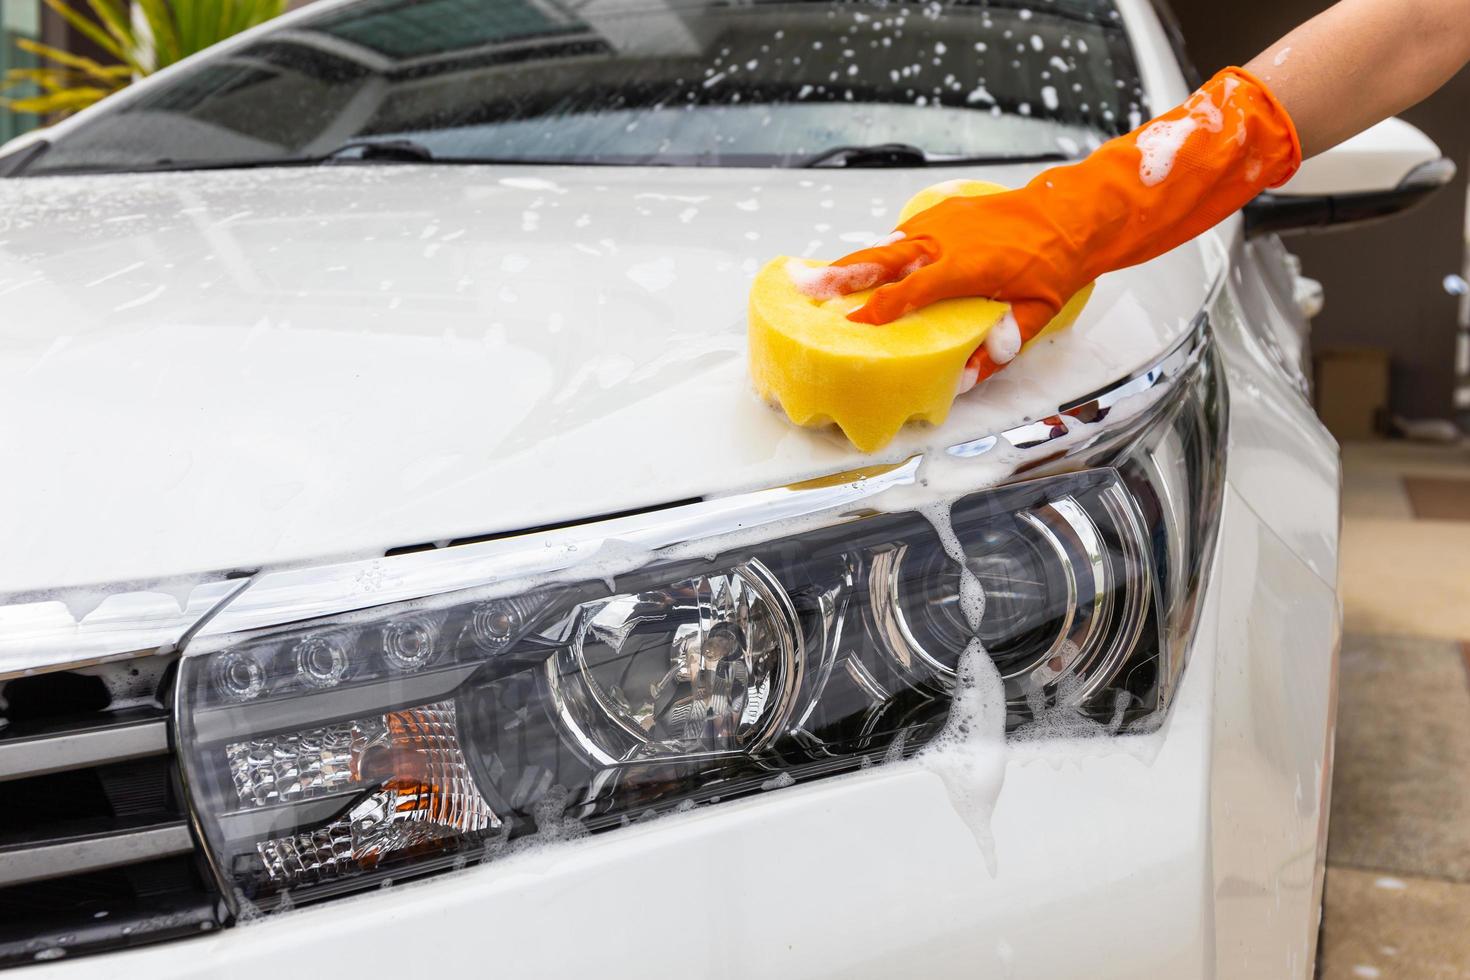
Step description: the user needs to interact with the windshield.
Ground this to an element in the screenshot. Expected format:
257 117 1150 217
15 0 1147 176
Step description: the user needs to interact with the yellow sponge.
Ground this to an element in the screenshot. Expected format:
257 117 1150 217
748 180 1092 452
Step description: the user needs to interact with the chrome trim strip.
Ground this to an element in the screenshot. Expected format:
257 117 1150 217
3 313 1210 665
193 458 924 643
948 311 1207 458
0 579 245 680
0 822 195 887
0 716 169 783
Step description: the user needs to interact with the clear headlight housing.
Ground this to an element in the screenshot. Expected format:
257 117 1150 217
178 329 1224 913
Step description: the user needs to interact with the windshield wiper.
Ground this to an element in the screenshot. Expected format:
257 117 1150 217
16 138 439 178
801 143 1071 169
801 143 930 168
14 138 1074 179
321 138 435 163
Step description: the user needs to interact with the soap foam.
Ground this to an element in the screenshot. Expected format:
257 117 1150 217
1135 87 1227 187
784 258 885 300
1012 675 1128 743
1136 117 1199 186
914 638 1007 872
908 502 1007 870
918 501 985 631
985 312 1022 365
760 771 795 791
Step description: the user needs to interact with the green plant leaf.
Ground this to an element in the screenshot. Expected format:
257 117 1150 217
2 86 111 115
215 0 232 55
82 0 143 67
9 0 289 121
134 0 183 69
230 0 275 37
40 0 145 73
15 37 132 82
6 66 82 88
172 0 202 57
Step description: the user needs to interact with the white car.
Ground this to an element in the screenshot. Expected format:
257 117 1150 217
0 0 1453 975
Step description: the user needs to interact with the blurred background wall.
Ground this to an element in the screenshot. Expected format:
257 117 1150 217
1169 0 1470 428
0 0 41 144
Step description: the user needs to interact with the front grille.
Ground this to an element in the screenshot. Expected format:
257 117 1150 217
0 654 222 968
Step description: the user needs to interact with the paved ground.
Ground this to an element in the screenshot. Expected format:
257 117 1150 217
1319 441 1470 980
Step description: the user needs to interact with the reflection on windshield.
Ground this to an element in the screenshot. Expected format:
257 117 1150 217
21 0 1146 175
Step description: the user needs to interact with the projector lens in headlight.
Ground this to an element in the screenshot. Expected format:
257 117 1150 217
178 340 1223 915
866 477 1152 707
545 561 802 764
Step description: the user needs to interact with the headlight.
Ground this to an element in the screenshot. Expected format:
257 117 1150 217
178 324 1223 913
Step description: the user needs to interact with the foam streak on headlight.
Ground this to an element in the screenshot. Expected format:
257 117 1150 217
177 332 1224 915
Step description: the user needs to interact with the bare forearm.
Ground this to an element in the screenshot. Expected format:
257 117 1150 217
1243 0 1470 157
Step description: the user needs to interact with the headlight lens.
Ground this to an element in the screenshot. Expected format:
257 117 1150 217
178 337 1223 913
546 561 803 763
864 479 1152 707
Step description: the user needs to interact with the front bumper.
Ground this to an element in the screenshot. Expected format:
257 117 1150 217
29 483 1339 979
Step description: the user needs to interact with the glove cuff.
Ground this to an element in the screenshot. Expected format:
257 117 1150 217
1217 65 1303 188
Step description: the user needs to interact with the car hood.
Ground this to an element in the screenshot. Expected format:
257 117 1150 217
0 165 1217 593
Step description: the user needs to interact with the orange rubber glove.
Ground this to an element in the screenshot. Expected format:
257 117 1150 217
831 66 1302 380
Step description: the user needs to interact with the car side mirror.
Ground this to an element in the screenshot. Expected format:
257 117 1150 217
1243 117 1456 237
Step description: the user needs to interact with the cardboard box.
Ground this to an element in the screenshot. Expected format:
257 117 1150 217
1314 347 1390 440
